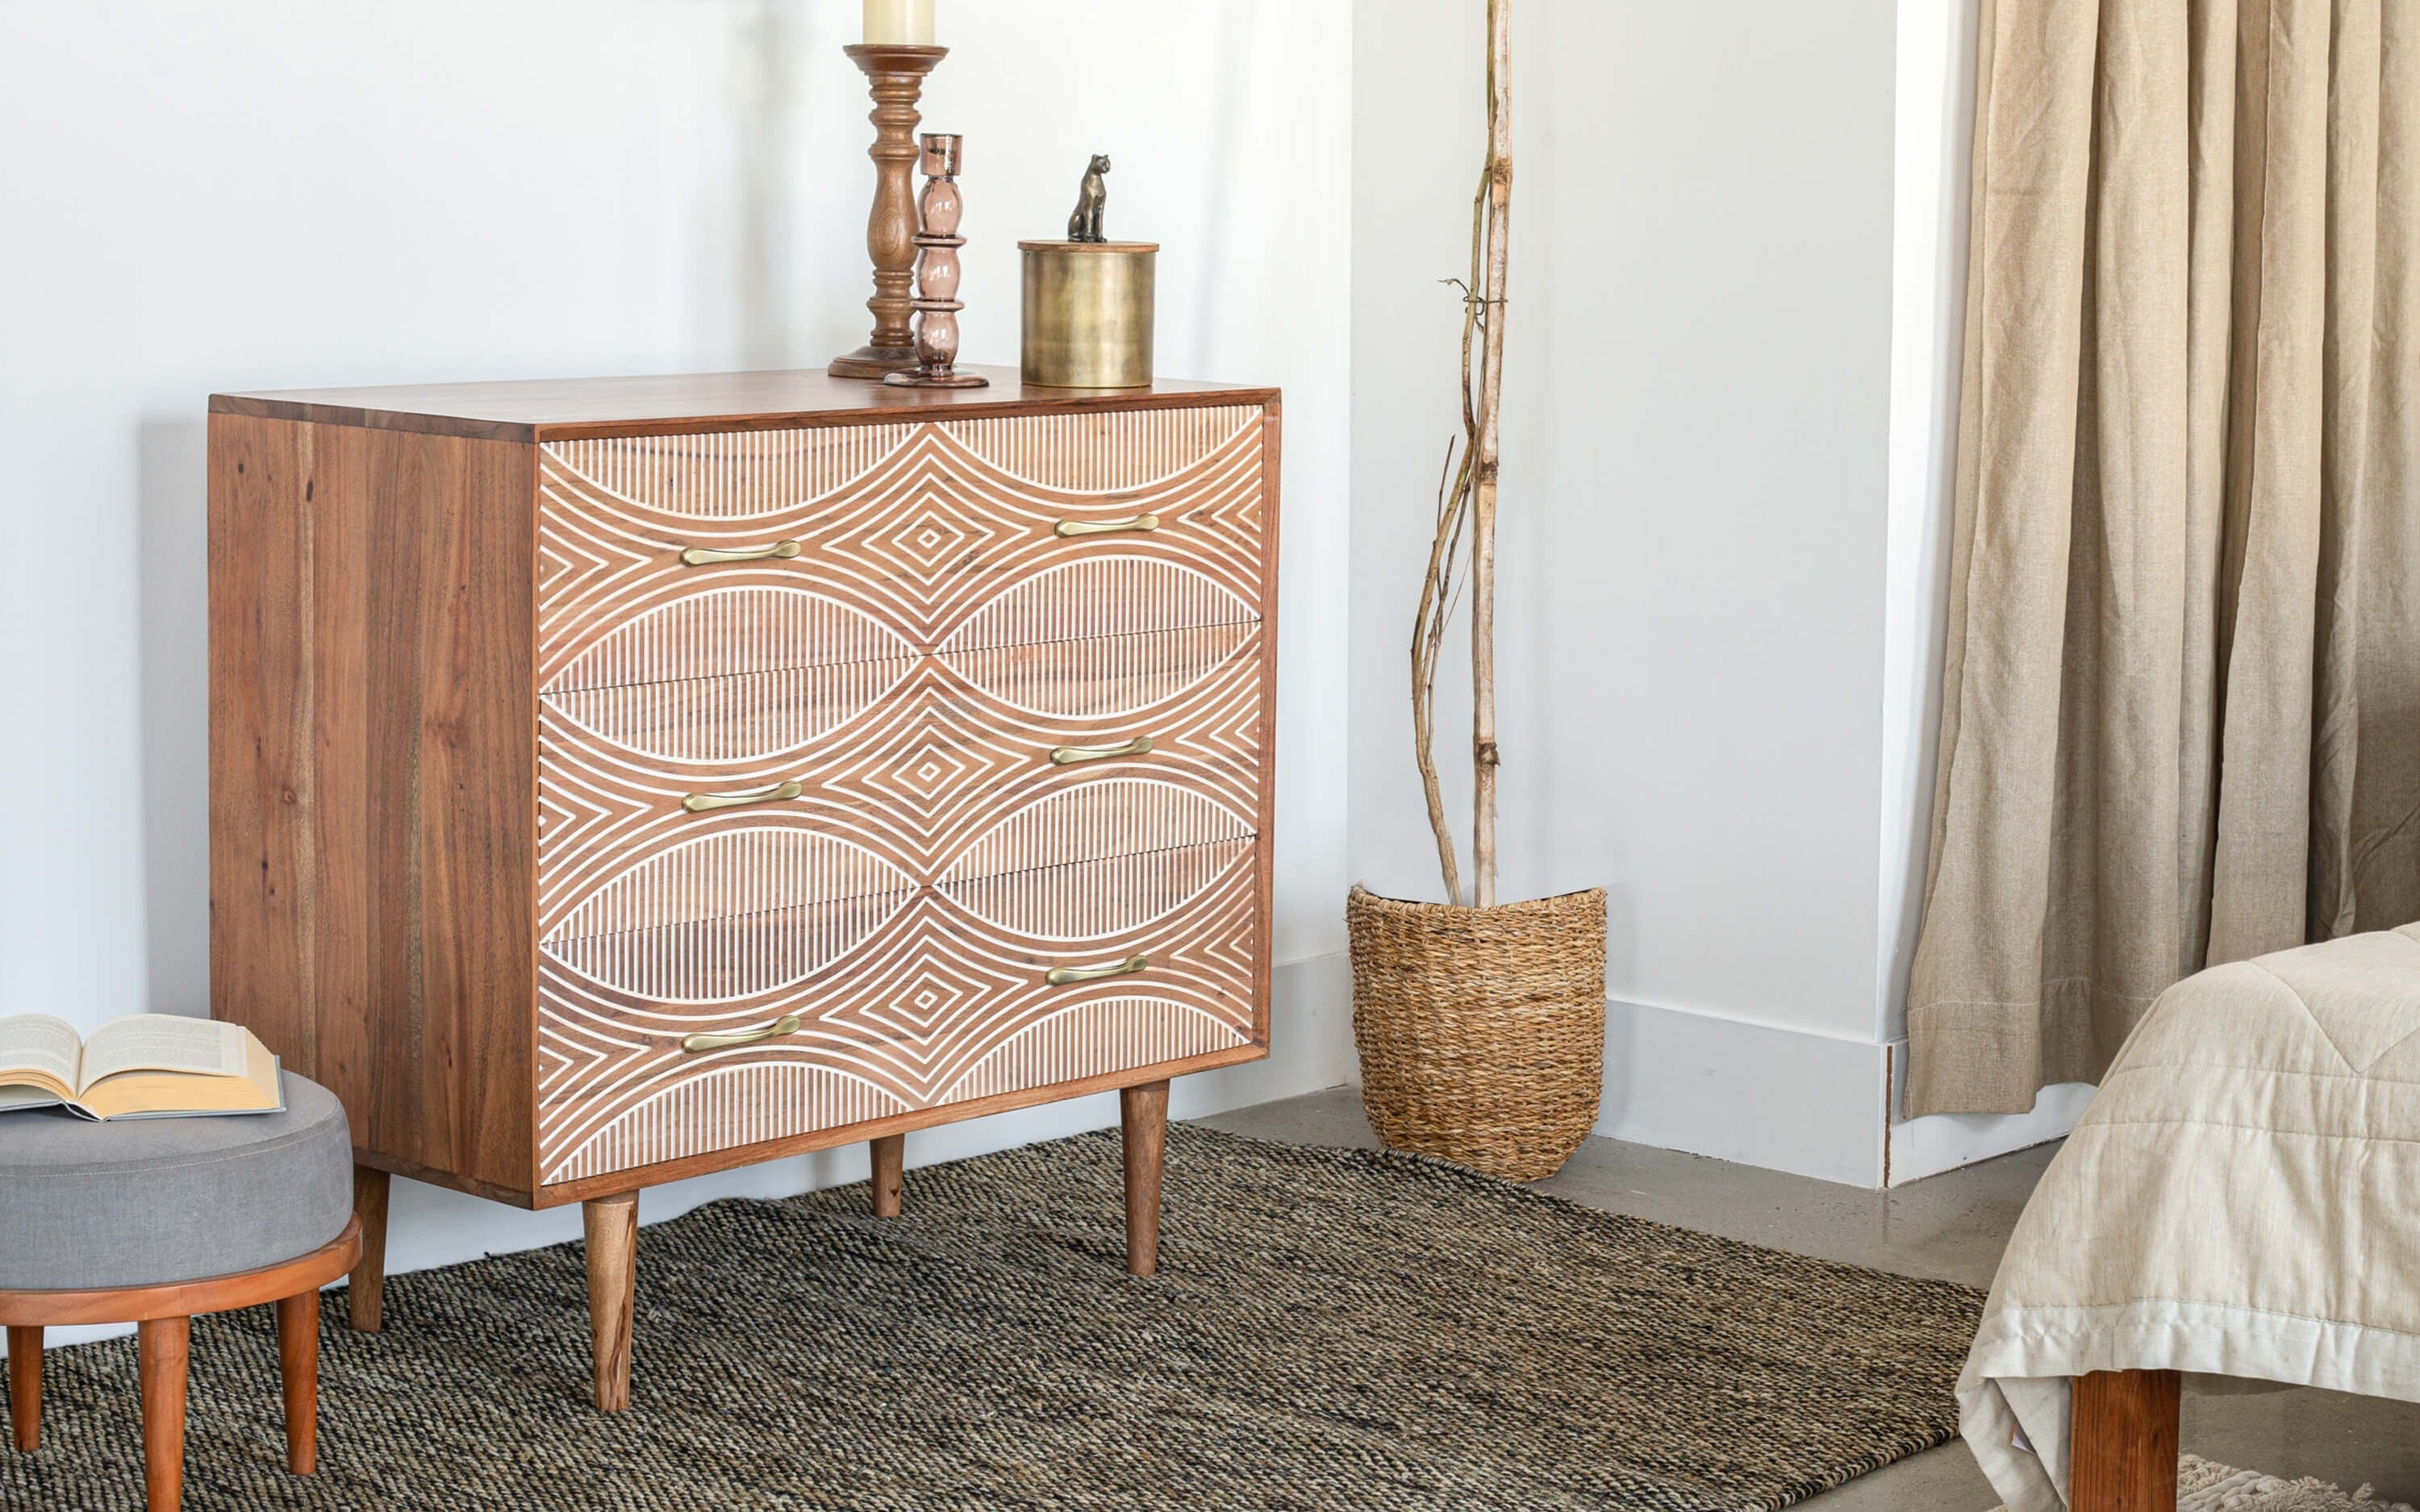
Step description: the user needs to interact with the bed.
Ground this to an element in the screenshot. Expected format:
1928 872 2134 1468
1960 922 2420 1512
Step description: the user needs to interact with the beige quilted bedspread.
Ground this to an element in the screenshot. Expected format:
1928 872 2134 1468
1963 923 2420 1512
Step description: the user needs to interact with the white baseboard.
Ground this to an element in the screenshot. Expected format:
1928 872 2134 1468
0 954 1358 1360
1597 998 1891 1188
1884 1043 2092 1185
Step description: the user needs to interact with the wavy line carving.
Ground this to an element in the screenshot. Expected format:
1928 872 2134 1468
530 406 1270 1187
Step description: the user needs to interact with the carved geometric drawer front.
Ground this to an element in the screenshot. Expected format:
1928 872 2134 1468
536 839 1262 1185
536 406 1267 682
517 402 1273 1188
534 624 1265 940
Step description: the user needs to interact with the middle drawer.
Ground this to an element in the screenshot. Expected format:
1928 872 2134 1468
536 623 1266 944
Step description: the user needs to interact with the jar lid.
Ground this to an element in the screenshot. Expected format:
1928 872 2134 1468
1018 240 1161 253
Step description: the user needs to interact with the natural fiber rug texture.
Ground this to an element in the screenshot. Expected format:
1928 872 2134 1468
1997 1456 2417 1511
2 1125 1982 1510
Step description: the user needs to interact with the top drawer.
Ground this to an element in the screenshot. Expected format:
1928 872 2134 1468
536 406 1270 693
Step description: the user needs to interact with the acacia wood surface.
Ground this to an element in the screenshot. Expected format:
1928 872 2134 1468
1121 1081 1170 1277
6 1326 35 1452
275 1291 320 1475
0 1222 363 1329
211 369 1276 444
583 1195 639 1413
348 1166 390 1332
138 1317 189 1512
870 1134 905 1218
210 389 1279 1215
2071 1369 2181 1512
209 415 538 1200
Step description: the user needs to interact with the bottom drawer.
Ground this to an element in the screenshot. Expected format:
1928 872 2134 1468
536 839 1262 1188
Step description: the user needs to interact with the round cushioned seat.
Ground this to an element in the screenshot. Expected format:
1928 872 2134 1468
0 1073 353 1291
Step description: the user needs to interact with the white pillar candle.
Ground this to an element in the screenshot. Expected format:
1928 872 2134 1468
862 0 936 45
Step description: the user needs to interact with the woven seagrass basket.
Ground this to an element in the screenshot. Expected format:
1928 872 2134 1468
1346 884 1608 1181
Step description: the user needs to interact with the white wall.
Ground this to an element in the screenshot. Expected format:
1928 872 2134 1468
1351 0 1907 1186
0 0 1355 1345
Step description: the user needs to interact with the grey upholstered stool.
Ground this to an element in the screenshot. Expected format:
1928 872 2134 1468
0 1072 360 1512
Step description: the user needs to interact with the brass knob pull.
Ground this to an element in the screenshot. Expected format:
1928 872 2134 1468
679 539 802 566
1054 514 1158 539
1048 735 1154 766
1045 954 1150 987
680 1014 803 1055
681 780 803 814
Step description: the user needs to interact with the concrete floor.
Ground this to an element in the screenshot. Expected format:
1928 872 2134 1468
1200 1086 2420 1511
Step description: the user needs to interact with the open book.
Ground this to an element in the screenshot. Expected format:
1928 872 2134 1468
0 1014 283 1120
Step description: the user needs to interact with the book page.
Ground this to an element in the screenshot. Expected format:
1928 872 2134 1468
78 1014 246 1090
0 1014 82 1098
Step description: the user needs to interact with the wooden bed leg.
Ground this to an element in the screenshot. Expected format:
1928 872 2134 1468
349 1165 390 1332
1121 1080 1170 1277
869 1134 904 1218
2071 1369 2180 1512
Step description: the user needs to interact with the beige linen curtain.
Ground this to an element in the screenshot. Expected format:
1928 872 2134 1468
1907 0 2420 1116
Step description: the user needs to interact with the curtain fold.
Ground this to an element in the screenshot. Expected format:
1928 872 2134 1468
1907 0 2420 1117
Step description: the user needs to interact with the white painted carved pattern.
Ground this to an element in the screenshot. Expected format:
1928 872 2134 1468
531 408 1269 1185
534 409 1265 678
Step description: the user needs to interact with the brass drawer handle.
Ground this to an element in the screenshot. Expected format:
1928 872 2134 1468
1045 954 1150 987
679 539 802 566
1054 514 1158 539
680 1014 803 1055
681 780 803 814
1048 735 1154 766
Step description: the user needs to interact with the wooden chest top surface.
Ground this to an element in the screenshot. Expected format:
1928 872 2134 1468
209 365 1279 443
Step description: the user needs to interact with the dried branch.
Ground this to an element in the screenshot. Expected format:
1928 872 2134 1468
1409 0 1512 909
1412 438 1470 905
1469 0 1511 908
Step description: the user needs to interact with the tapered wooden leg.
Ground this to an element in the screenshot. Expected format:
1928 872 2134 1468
349 1165 390 1333
138 1316 190 1512
1120 1080 1170 1277
870 1134 905 1218
6 1326 38 1452
583 1193 638 1413
2071 1369 2180 1512
276 1291 321 1474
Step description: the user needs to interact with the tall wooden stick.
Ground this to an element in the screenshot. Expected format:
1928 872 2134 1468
1471 0 1512 907
1409 0 1512 910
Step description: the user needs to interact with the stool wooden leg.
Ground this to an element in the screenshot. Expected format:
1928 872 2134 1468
276 1290 321 1474
583 1193 638 1413
2072 1368 2181 1512
6 1325 38 1452
349 1165 390 1333
870 1134 904 1218
138 1316 190 1512
1121 1080 1170 1277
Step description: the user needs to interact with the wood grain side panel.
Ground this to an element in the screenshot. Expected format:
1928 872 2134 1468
208 416 537 1202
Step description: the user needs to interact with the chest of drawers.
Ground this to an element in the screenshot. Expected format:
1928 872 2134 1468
207 367 1279 1409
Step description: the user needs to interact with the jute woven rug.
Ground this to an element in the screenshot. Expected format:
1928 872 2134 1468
2 1125 1981 1510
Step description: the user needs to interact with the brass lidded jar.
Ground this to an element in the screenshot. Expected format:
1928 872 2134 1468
1020 240 1158 389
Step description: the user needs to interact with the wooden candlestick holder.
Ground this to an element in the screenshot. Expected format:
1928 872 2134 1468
829 44 947 380
886 135 987 390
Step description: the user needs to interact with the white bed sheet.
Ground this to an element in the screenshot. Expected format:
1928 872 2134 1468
1962 923 2420 1512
